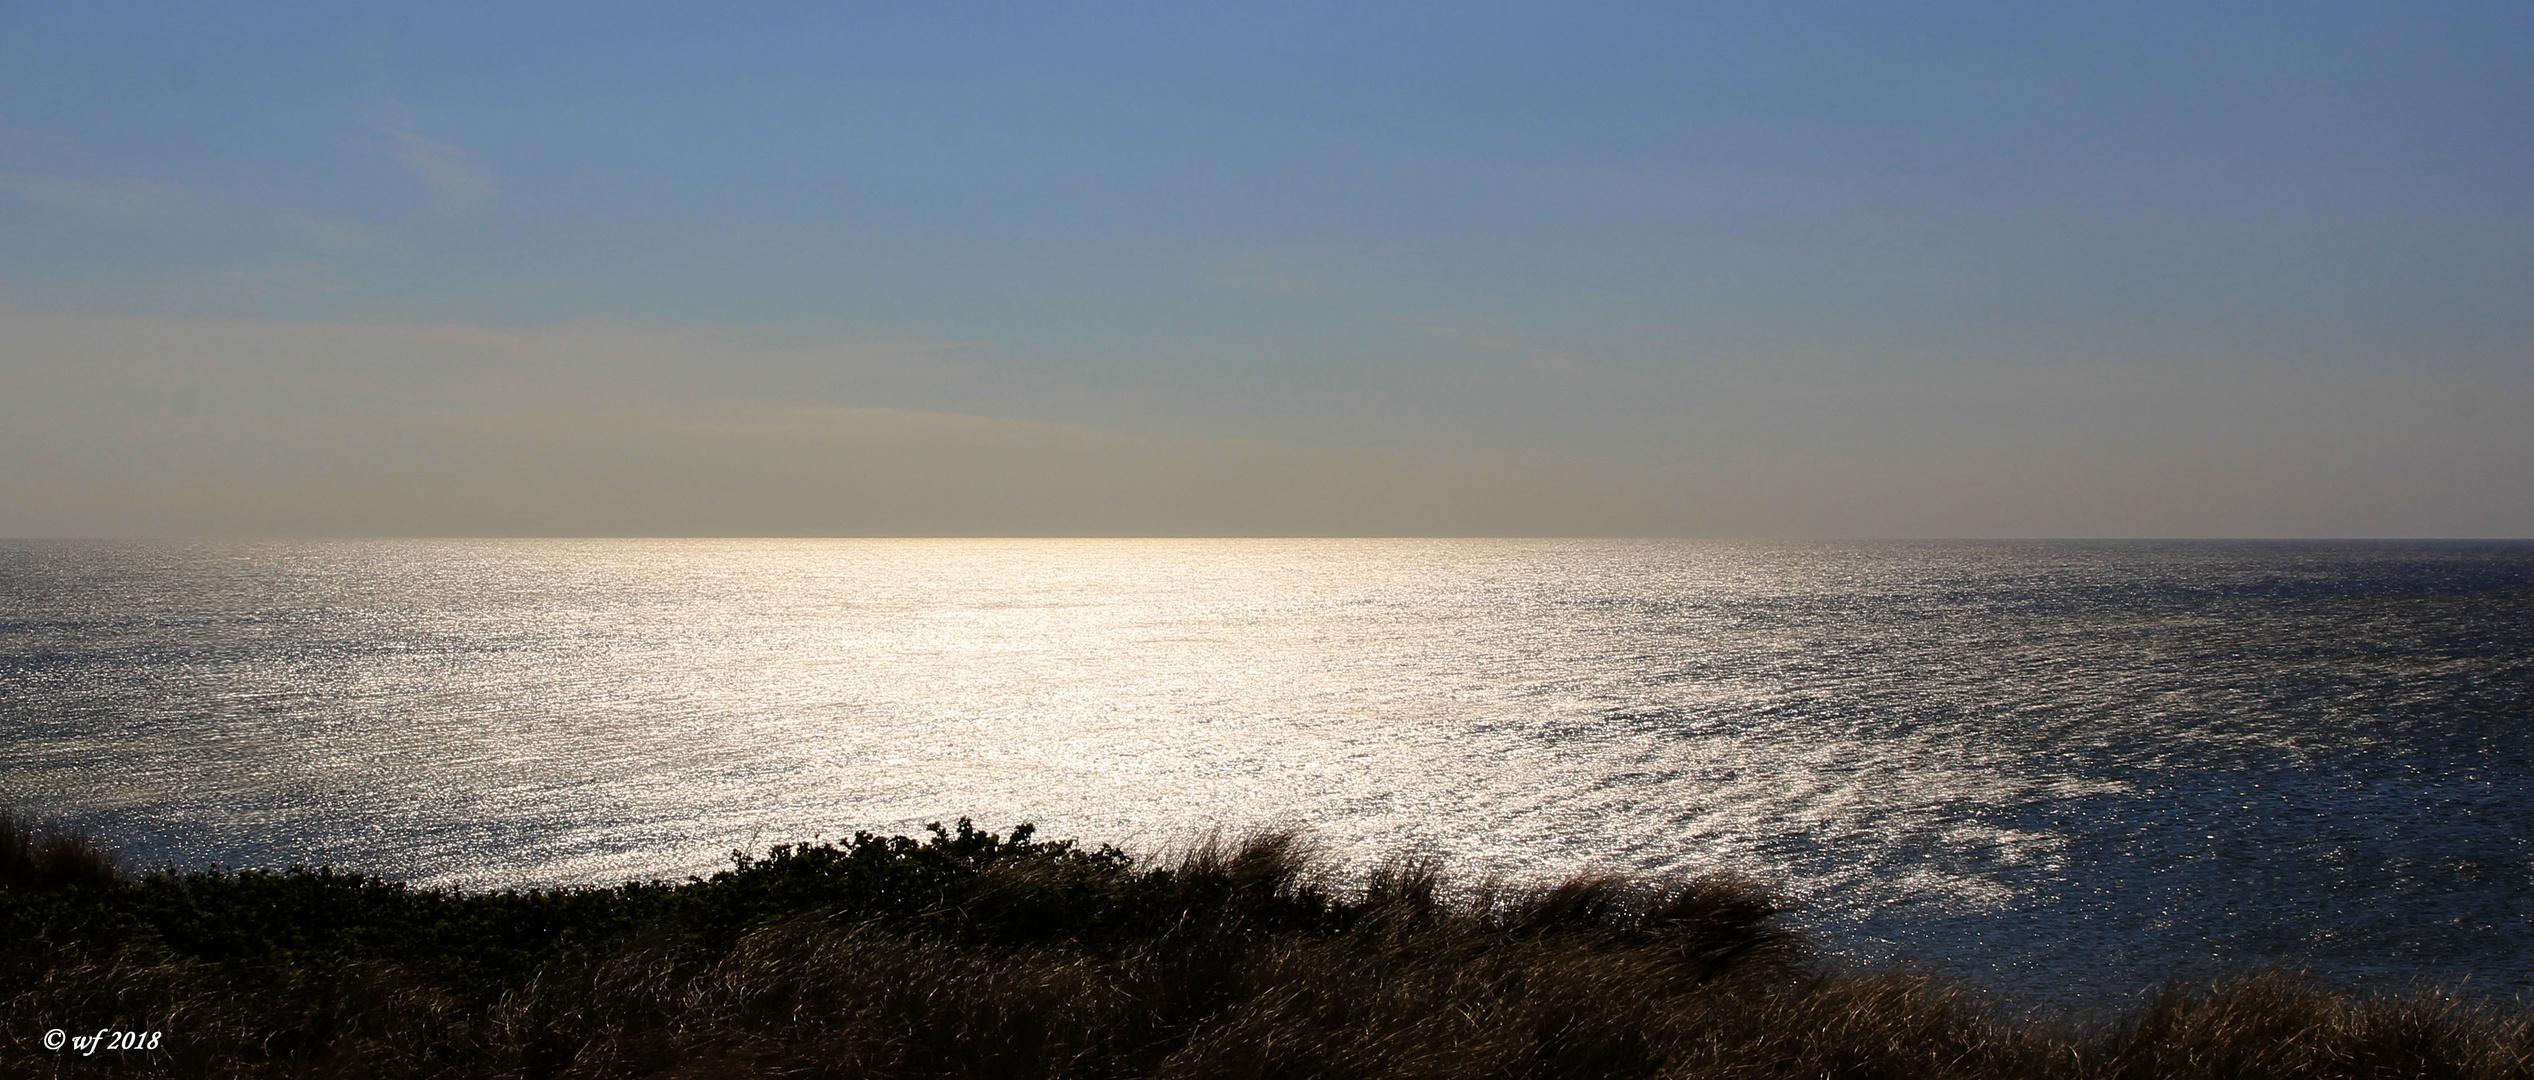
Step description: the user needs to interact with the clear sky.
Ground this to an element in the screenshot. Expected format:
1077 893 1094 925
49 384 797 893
2 2 2527 536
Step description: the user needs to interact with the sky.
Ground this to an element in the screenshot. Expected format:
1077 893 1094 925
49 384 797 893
1 2 2528 537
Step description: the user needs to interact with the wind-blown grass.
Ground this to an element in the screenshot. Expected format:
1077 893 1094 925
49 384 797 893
2 808 2527 1078
1 806 118 892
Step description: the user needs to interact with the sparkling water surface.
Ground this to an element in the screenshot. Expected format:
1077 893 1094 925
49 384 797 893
3 539 2529 1007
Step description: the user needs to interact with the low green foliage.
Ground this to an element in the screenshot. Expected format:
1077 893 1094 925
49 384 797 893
3 818 1179 995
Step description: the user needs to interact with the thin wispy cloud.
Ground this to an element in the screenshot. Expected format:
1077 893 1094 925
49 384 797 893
281 212 384 250
386 131 496 213
0 173 187 216
1423 325 1588 378
1199 254 1318 294
0 117 76 145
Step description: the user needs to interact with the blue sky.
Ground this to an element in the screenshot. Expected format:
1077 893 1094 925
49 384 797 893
2 2 2528 535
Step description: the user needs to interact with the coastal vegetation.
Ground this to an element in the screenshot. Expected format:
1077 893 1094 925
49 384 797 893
3 805 2527 1079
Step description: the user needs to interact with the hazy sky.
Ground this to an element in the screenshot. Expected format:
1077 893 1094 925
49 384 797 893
2 2 2527 536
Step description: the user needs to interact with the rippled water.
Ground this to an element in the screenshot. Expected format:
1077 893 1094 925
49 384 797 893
3 539 2529 1005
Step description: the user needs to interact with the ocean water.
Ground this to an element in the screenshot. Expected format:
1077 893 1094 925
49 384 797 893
2 538 2529 1006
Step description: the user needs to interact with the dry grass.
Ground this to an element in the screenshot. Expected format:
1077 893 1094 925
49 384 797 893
0 806 119 892
4 824 2529 1078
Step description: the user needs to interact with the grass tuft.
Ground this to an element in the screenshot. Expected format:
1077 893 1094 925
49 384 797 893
0 806 119 892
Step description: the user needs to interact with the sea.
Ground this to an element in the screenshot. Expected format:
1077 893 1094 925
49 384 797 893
2 539 2528 1009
